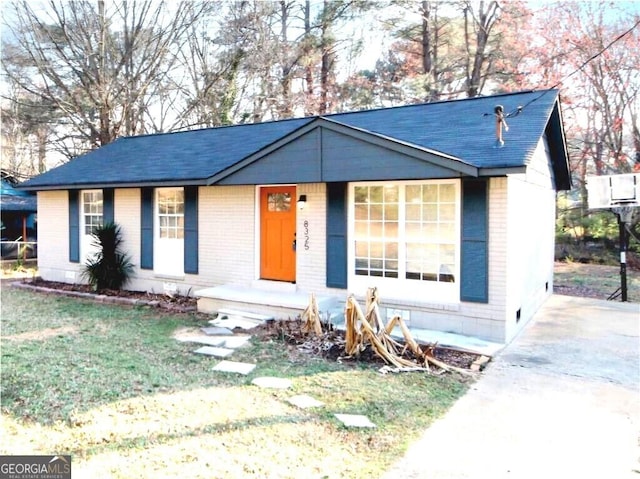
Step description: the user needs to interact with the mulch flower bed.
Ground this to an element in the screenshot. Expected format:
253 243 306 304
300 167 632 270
252 318 482 373
12 279 485 372
13 278 198 312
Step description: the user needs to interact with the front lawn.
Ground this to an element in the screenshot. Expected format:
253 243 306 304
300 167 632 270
1 287 468 478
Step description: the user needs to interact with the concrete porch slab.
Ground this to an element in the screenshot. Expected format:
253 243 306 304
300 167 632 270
330 313 503 357
195 284 341 319
408 328 503 357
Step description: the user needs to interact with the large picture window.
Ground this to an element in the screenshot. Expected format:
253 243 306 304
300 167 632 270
350 180 460 302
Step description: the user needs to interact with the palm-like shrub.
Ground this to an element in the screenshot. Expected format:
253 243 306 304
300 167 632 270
82 222 134 291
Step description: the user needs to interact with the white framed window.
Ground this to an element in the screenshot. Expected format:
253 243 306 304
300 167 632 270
349 180 461 303
155 188 184 276
82 190 103 234
158 188 185 239
80 190 103 263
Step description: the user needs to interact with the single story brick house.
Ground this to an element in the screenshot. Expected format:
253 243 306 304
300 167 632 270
20 89 570 343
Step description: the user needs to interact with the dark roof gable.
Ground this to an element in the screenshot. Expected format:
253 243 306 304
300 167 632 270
20 89 570 191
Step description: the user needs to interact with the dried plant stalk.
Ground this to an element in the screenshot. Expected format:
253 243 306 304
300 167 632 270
302 293 322 336
343 291 475 376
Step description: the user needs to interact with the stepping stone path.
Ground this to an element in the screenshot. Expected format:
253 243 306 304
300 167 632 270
209 316 263 330
251 377 292 389
286 395 324 409
194 346 235 358
178 308 376 427
176 336 227 347
180 310 258 358
222 336 251 349
212 360 256 375
334 414 377 428
201 326 234 336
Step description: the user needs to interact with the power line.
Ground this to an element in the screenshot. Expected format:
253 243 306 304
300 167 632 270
506 17 640 117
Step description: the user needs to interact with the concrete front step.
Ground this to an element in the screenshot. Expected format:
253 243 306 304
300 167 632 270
195 284 342 320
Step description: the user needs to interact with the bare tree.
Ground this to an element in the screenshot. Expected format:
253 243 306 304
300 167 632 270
363 0 527 104
2 0 208 157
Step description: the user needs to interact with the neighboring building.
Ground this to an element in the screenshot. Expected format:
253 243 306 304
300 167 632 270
1 172 37 259
19 89 570 343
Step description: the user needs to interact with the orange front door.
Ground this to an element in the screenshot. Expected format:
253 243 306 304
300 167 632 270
260 186 296 282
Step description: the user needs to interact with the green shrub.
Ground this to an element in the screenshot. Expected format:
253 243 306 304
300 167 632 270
82 222 134 291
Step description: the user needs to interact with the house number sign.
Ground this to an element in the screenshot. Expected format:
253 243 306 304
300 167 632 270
303 220 310 250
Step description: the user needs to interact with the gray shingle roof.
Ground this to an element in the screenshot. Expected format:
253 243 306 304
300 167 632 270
20 89 568 190
330 89 560 170
0 195 37 212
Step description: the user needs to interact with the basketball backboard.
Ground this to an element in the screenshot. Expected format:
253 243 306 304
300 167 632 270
587 173 639 209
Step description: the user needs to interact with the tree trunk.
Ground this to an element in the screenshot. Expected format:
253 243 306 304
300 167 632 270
280 1 292 118
304 0 314 115
463 0 498 98
421 1 431 74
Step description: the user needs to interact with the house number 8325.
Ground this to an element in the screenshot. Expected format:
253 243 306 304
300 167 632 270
303 220 310 250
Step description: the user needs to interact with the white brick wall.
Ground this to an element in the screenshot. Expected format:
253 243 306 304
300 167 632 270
37 190 80 283
113 188 148 292
391 177 510 342
525 137 556 189
295 179 512 342
198 185 256 286
296 183 326 291
36 169 555 344
504 141 556 341
114 185 256 295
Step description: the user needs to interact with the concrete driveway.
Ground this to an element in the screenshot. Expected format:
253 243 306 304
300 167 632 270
381 295 640 479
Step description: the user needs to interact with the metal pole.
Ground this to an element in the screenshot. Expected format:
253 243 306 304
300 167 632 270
618 213 628 302
22 215 27 262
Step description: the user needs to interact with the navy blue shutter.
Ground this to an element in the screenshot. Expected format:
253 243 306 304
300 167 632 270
103 188 114 224
68 190 80 263
460 179 489 303
326 182 348 288
184 186 199 274
140 187 154 270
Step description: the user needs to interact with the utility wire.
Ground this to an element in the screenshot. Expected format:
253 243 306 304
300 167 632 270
505 17 640 118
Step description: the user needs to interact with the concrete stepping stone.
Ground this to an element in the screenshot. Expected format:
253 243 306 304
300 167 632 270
201 326 234 336
212 360 256 375
334 414 376 428
194 346 235 358
210 316 262 330
287 395 325 409
177 336 227 347
223 336 251 349
251 377 292 389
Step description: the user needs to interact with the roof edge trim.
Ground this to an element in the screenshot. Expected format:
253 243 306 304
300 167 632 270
18 179 209 192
